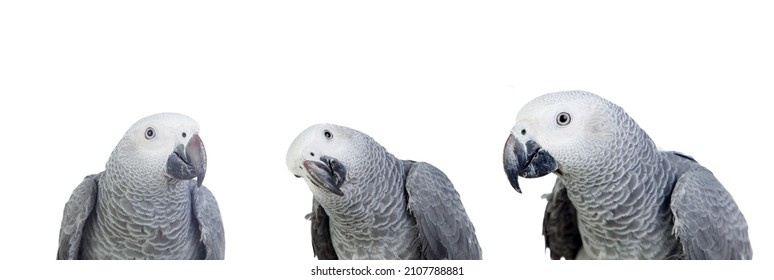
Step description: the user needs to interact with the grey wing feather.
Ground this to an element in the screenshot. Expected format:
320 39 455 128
403 160 482 260
305 199 338 260
190 183 226 260
542 179 582 260
670 168 752 259
57 173 100 260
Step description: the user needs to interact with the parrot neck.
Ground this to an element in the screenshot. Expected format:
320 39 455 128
319 156 419 259
564 145 681 259
81 167 201 259
318 153 406 219
565 117 662 203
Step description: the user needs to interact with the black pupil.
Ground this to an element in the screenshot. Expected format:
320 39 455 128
146 129 154 137
182 132 187 138
521 129 526 135
324 131 331 138
559 114 568 123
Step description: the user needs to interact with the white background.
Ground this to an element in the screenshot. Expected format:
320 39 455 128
1 0 770 279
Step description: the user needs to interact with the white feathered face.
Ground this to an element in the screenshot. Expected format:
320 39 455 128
515 92 616 159
286 123 381 197
109 112 207 188
504 91 619 192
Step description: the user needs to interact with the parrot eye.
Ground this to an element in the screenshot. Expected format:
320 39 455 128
145 127 156 139
556 112 571 126
182 132 187 138
521 129 526 135
324 130 333 140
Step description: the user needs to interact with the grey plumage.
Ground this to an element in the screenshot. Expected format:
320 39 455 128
57 113 225 260
503 91 751 260
288 124 481 260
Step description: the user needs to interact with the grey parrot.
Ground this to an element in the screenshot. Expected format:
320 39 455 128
286 123 482 260
57 113 225 260
503 90 751 260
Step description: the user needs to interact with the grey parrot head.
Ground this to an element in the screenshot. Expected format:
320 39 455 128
286 123 384 198
503 91 622 193
109 112 207 188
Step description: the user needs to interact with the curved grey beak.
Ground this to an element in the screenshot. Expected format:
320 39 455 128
166 134 207 187
503 133 558 193
303 155 347 196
